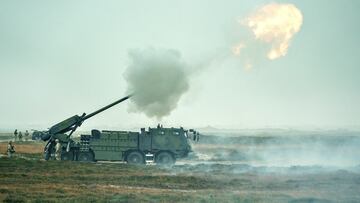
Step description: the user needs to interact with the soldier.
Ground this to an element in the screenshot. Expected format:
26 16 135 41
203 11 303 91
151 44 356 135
18 131 23 142
24 130 29 141
7 141 15 158
14 129 18 141
55 139 62 160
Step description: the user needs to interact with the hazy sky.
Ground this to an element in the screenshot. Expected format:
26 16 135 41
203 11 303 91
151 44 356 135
0 0 359 130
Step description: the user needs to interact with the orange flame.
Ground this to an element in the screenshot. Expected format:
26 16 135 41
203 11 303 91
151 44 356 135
244 3 303 60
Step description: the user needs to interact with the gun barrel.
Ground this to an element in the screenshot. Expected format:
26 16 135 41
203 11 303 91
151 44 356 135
82 94 132 121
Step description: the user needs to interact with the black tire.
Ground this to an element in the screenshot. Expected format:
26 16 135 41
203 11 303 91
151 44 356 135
61 151 74 161
78 152 94 162
126 151 145 165
155 151 175 166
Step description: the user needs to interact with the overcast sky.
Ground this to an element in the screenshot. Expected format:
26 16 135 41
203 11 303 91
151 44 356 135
0 0 359 131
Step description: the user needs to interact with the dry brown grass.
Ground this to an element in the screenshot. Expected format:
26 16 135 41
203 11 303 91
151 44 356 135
1 142 360 202
0 142 44 154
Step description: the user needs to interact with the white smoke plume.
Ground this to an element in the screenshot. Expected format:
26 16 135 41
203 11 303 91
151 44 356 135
243 3 303 60
124 48 190 119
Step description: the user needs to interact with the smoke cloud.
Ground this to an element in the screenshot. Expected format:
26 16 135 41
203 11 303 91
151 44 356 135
188 131 360 170
124 48 190 119
244 3 303 60
123 4 304 117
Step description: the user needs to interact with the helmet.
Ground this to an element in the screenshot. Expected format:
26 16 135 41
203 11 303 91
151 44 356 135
55 139 59 143
8 141 12 144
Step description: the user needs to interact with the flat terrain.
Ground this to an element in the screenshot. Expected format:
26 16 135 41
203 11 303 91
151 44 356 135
1 132 360 202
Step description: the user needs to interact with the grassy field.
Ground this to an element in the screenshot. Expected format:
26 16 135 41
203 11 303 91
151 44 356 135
0 140 360 202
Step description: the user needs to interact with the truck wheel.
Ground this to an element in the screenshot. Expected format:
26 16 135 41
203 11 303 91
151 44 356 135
78 152 94 162
126 151 145 165
155 151 175 166
61 151 74 161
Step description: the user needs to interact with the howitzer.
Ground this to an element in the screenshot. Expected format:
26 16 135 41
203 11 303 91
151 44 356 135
42 94 132 160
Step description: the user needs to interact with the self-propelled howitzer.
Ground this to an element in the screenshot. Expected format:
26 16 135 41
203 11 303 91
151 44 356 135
42 95 132 160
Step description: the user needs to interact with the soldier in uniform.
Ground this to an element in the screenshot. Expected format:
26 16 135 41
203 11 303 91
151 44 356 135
24 130 29 141
18 131 23 142
55 139 62 160
7 141 15 158
14 129 18 141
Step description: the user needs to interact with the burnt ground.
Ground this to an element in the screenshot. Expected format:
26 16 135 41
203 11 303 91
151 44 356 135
0 132 360 202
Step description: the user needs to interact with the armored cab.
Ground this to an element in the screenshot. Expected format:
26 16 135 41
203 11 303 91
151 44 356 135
77 126 193 165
